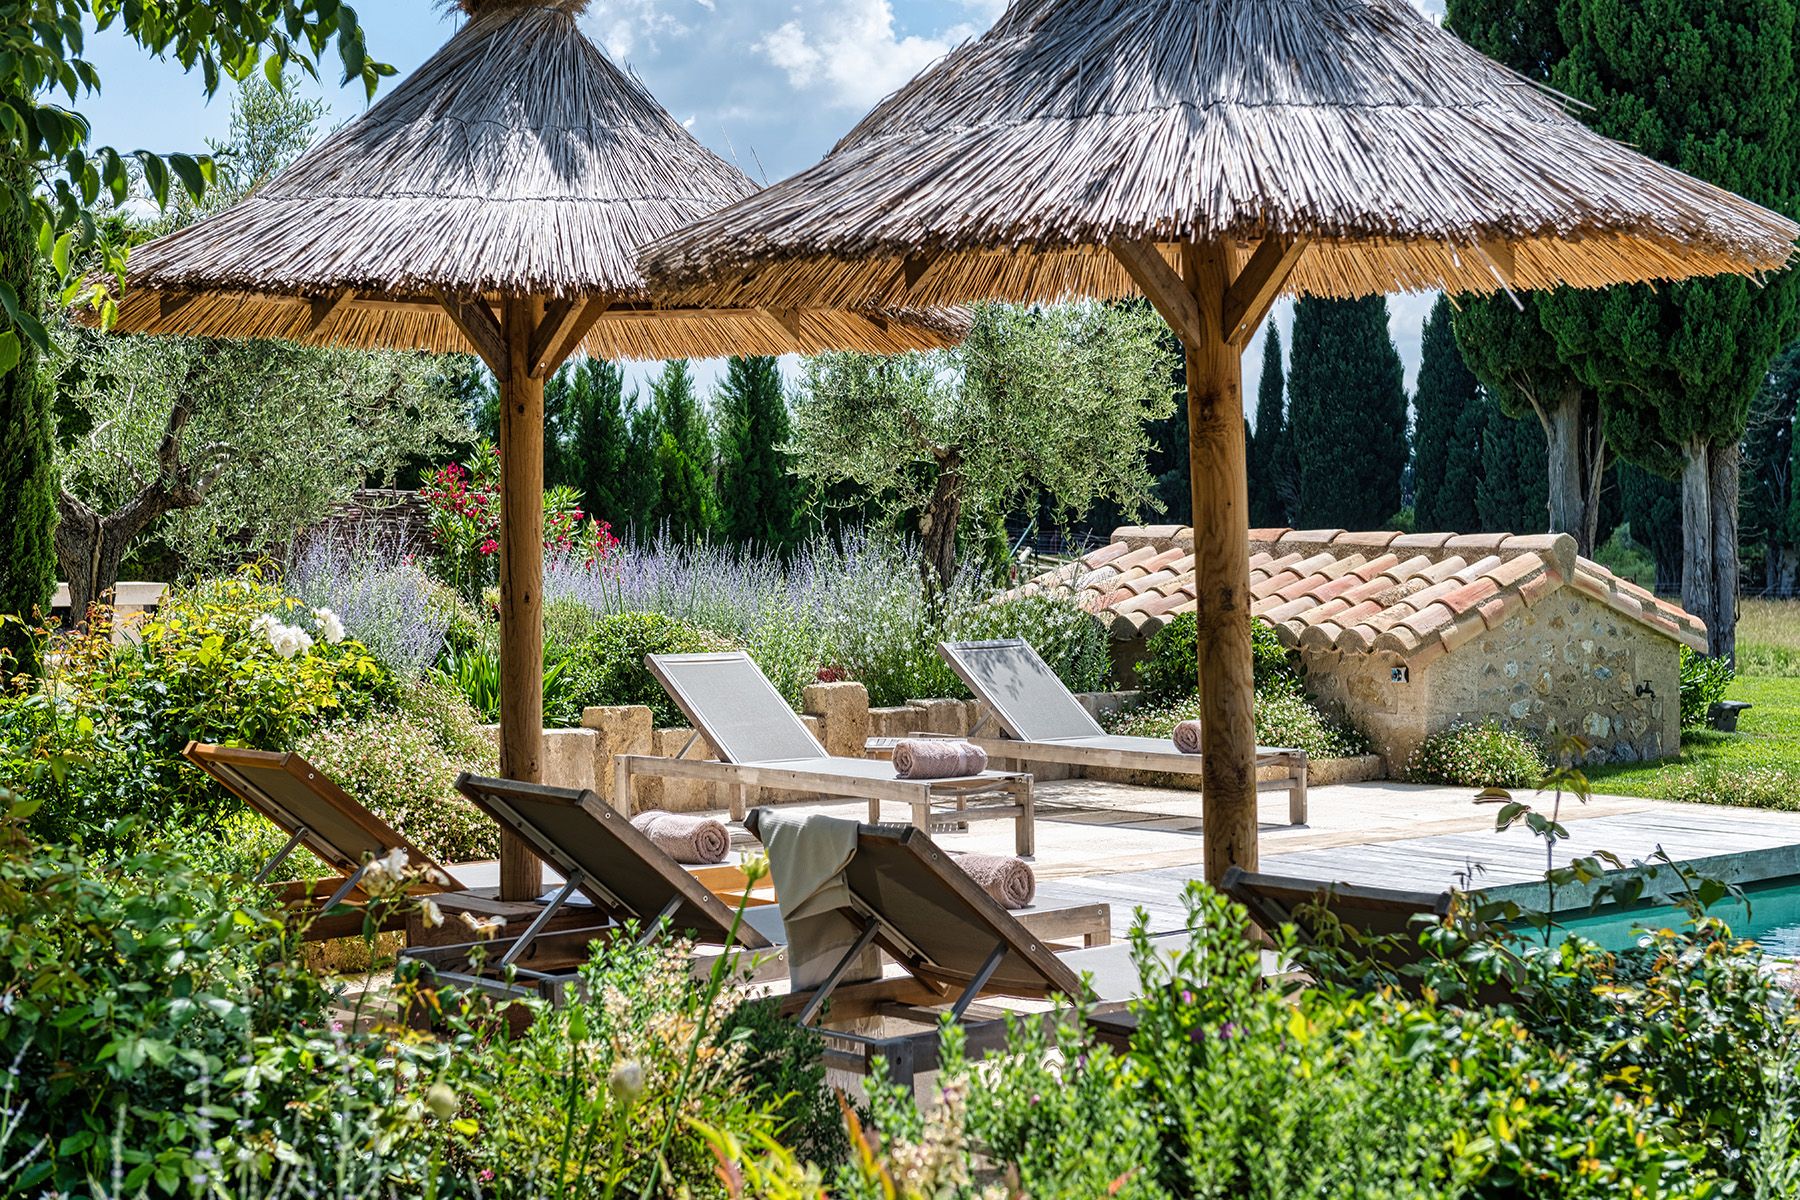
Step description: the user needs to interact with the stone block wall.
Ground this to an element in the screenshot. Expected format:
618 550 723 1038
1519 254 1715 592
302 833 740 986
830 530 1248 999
1303 588 1680 770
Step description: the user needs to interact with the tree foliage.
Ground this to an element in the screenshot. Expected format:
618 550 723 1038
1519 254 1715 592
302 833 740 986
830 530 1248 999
715 355 801 552
1743 341 1800 594
1476 395 1550 535
1287 296 1408 530
1247 326 1291 528
1 1 388 362
0 151 55 656
1412 296 1485 534
649 359 715 543
791 302 1177 589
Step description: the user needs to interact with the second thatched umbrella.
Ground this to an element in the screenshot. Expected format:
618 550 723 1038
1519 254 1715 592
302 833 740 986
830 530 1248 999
641 0 1798 883
93 0 962 898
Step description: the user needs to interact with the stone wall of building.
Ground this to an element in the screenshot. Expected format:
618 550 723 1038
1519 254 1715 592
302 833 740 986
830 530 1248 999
1301 587 1680 770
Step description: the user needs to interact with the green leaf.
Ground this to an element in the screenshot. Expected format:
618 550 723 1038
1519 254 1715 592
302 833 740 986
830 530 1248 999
51 229 72 278
138 151 170 208
168 153 208 201
0 331 19 375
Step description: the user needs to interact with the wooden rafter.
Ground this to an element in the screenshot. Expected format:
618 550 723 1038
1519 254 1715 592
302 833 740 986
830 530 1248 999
541 298 611 373
1109 239 1205 347
1221 238 1308 345
306 288 357 335
526 297 583 378
436 291 507 374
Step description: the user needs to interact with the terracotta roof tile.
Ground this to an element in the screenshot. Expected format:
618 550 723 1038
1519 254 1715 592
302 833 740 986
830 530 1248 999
1015 526 1703 661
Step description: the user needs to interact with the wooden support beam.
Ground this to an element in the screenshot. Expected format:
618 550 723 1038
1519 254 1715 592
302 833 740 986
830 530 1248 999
1221 237 1308 346
436 291 507 375
762 308 808 342
1181 241 1260 885
305 288 357 335
541 298 612 376
497 294 547 902
525 297 581 379
1109 240 1205 347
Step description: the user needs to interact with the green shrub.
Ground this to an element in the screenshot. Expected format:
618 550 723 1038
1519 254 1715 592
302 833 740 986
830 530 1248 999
4 569 398 854
1680 647 1735 728
1650 762 1800 810
296 679 500 863
1108 690 1370 760
561 612 734 727
1405 720 1549 787
440 637 584 727
1137 613 1295 703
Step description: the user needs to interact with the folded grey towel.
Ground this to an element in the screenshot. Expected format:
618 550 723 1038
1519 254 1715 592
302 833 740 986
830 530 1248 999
630 811 729 864
892 739 989 780
1172 720 1204 755
953 852 1035 909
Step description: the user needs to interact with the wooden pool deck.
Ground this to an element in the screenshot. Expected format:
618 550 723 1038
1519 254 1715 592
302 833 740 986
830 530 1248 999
454 778 1800 937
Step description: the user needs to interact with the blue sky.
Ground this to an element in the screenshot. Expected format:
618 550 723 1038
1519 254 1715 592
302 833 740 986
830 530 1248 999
78 0 1445 418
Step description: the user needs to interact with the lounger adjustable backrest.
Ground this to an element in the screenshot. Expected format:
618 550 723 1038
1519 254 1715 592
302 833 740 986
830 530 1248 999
186 743 460 891
454 774 772 950
1220 867 1452 942
838 823 1084 1001
648 651 827 765
939 639 1105 742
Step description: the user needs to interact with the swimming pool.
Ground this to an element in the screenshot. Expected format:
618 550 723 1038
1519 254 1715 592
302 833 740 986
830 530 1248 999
1478 845 1800 958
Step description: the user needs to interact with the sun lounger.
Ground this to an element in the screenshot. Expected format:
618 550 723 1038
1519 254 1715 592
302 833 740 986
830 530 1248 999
406 779 1109 1055
938 639 1309 824
614 651 1037 855
185 743 465 939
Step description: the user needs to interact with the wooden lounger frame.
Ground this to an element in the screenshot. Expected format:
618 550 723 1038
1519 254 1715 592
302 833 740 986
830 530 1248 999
937 639 1309 825
613 651 1036 855
186 743 462 939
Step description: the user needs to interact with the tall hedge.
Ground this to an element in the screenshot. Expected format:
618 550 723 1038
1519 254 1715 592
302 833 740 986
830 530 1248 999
0 164 55 664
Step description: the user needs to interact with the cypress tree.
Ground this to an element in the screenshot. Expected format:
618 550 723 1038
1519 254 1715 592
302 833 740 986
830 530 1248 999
1247 326 1290 527
1412 295 1485 534
1742 341 1799 593
1620 462 1683 594
555 357 631 528
618 399 664 540
648 360 714 541
1476 397 1550 535
715 356 802 551
1533 0 1800 658
0 160 56 662
1288 296 1409 530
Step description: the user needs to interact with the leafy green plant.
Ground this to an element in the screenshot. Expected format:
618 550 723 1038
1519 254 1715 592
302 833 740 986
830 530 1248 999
441 639 581 728
1405 720 1550 787
1108 689 1370 760
559 612 733 727
1680 647 1736 728
1137 612 1296 703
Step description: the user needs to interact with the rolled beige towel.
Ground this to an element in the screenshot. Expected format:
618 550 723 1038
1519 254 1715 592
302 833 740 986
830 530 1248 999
952 853 1036 909
892 739 989 780
630 811 730 864
1172 719 1204 755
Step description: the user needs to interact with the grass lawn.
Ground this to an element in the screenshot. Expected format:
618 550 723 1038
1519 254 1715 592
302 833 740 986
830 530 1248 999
1588 674 1800 805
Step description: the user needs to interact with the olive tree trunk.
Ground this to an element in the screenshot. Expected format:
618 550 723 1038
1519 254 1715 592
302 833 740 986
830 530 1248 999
916 449 965 595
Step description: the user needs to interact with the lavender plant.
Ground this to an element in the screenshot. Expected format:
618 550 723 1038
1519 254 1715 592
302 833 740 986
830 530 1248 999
287 530 455 683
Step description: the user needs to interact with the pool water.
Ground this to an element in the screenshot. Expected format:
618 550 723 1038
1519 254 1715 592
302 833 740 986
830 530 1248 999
1532 879 1800 957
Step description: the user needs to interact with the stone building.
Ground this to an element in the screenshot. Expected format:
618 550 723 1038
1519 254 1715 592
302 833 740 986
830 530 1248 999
1018 526 1707 769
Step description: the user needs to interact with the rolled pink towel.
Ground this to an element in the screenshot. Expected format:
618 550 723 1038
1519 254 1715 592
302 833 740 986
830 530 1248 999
952 853 1036 909
630 811 730 864
1172 720 1204 755
892 739 988 780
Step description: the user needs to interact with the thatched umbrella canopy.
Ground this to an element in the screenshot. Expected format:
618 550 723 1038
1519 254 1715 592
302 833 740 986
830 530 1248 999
96 0 963 899
641 0 1798 884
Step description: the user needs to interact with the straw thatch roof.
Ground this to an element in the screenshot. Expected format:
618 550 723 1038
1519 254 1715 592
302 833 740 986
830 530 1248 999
93 0 962 359
639 0 1799 311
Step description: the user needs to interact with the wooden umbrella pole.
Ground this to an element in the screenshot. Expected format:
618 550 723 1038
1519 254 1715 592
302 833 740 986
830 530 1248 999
1181 243 1259 884
498 294 548 901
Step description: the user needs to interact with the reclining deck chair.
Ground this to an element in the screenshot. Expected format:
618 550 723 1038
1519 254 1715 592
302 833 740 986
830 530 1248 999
186 743 464 940
401 774 790 1005
412 778 1115 1080
615 651 1037 855
938 639 1309 825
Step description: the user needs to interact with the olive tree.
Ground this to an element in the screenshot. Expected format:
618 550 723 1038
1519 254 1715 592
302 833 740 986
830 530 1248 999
790 302 1177 590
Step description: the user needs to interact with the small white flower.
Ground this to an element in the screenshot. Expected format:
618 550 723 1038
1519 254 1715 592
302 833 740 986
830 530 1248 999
250 613 280 640
421 898 444 928
313 607 346 645
269 622 314 660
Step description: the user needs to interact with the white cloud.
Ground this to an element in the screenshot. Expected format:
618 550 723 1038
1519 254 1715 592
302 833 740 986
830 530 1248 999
756 0 973 110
